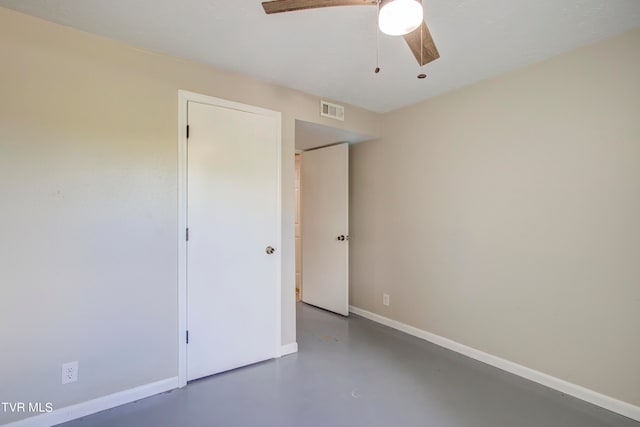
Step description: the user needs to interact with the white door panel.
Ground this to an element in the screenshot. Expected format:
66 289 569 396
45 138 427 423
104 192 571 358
187 100 280 381
301 143 349 316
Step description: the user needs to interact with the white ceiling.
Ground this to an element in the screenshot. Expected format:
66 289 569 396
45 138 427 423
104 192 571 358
1 0 639 112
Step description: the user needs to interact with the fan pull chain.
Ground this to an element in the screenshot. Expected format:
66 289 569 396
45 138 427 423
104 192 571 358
417 22 426 79
375 0 381 74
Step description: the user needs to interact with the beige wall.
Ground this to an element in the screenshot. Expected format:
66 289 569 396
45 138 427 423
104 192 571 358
350 28 640 406
0 7 380 424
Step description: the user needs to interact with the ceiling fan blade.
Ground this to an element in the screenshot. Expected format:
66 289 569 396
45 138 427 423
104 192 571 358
403 21 440 66
262 0 376 14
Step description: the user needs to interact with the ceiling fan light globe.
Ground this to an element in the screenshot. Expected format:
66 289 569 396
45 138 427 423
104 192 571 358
378 0 423 36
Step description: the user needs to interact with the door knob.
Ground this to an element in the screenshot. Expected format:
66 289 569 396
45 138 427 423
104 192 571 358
265 246 276 254
337 235 349 241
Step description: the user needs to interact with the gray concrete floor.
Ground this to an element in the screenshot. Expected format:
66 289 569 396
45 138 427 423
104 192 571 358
60 303 638 427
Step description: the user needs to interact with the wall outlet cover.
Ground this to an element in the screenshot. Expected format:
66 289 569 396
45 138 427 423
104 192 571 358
62 361 78 384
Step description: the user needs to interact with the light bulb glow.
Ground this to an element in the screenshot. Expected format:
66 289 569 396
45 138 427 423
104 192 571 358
378 0 423 36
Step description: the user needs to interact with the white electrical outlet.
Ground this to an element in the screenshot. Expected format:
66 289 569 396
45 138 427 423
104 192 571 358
383 293 390 306
62 361 78 384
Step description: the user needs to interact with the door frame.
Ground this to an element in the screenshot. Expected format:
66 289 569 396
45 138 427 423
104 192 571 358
177 90 282 387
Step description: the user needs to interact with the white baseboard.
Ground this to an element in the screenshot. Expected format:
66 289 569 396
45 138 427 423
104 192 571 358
4 377 179 427
349 305 640 422
279 342 298 357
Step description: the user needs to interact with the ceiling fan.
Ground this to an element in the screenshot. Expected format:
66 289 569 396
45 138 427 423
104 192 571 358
261 0 440 76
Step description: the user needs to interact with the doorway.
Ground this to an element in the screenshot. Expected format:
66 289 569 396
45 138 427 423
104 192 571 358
294 120 375 316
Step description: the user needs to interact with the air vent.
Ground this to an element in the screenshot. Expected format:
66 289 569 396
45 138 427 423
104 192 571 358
320 101 345 121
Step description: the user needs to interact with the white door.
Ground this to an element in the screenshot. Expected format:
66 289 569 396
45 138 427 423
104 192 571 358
301 143 349 316
186 100 280 381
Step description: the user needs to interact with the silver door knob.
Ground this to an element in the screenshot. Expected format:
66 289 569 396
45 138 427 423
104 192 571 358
265 246 276 254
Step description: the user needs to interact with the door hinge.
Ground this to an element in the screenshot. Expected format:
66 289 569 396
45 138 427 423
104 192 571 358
186 330 189 344
186 228 189 241
186 125 190 139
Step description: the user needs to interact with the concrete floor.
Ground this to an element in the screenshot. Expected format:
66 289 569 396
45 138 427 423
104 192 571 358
60 303 638 427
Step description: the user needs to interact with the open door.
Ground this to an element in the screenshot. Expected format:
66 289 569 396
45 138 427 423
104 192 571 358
301 143 349 316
